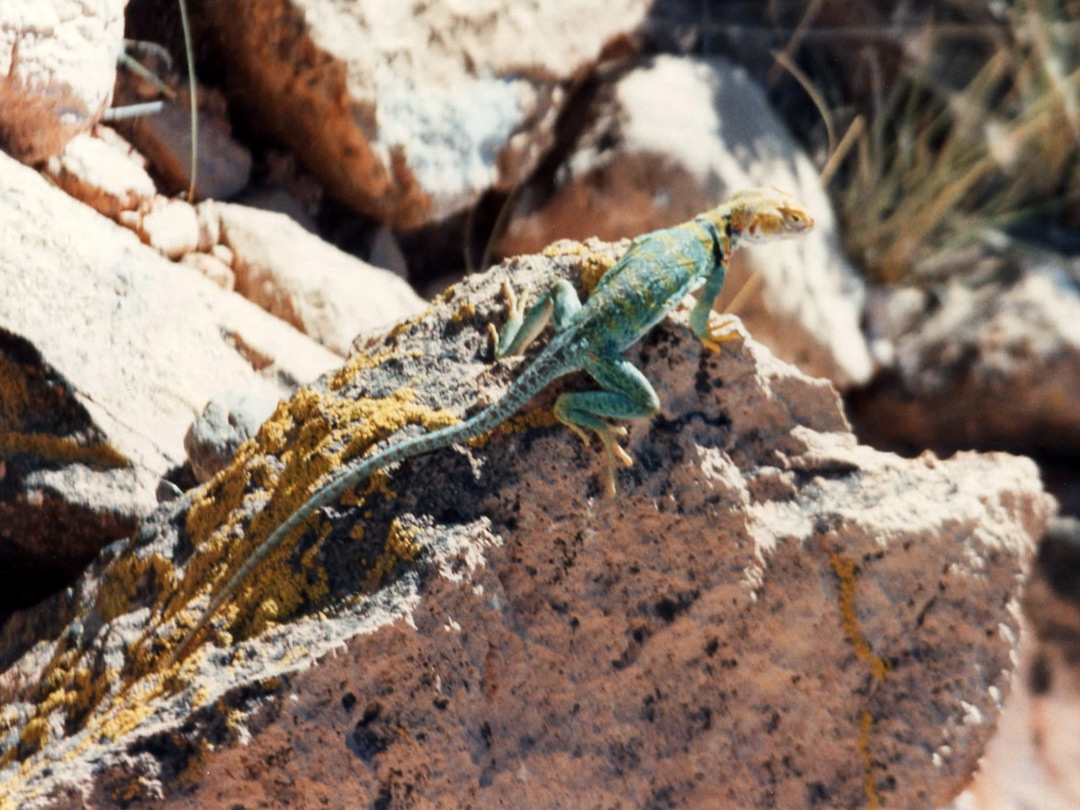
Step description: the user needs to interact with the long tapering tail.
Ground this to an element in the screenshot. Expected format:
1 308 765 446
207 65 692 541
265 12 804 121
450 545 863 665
169 346 567 664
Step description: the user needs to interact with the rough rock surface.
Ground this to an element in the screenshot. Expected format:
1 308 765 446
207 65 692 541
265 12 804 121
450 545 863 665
44 129 157 220
217 203 428 356
139 198 201 260
855 245 1080 455
499 55 872 390
0 0 126 162
0 153 340 613
196 0 653 228
0 238 1052 809
949 517 1080 810
184 390 277 483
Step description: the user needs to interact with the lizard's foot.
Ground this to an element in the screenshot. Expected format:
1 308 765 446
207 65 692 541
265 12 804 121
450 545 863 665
701 313 742 355
502 280 528 316
596 424 633 497
561 421 632 496
489 281 531 357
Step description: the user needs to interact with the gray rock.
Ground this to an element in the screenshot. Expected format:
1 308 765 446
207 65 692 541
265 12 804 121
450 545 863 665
857 245 1080 454
184 391 278 483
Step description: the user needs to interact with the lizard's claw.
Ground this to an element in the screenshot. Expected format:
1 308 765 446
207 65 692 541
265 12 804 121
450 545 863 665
489 281 531 355
596 424 633 497
701 313 742 355
565 422 592 448
503 281 530 320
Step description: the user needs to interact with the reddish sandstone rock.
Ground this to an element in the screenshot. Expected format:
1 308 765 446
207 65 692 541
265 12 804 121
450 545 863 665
0 236 1052 809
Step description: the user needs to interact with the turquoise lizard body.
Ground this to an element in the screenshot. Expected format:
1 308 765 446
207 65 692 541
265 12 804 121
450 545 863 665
174 187 813 659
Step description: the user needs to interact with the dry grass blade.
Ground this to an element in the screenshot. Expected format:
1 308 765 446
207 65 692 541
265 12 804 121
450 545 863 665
832 2 1080 284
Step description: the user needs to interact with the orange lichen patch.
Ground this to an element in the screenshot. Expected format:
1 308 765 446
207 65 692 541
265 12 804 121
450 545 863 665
829 552 890 810
17 718 49 758
174 384 461 645
858 709 881 810
363 518 422 590
829 552 891 683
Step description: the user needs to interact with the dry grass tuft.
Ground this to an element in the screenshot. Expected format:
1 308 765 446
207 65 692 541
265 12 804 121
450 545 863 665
830 1 1080 283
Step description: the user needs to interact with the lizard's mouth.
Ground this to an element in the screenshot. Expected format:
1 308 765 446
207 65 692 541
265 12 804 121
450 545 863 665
744 216 815 242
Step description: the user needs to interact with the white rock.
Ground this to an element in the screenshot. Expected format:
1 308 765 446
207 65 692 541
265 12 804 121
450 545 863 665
140 199 201 260
0 0 126 161
219 202 427 355
197 0 652 227
180 251 236 290
45 130 157 218
0 151 340 596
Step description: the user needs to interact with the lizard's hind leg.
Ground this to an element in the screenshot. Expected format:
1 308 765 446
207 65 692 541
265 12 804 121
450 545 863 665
554 349 660 495
494 279 582 358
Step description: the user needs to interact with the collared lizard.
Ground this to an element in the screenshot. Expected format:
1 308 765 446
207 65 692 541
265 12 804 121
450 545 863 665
173 187 814 659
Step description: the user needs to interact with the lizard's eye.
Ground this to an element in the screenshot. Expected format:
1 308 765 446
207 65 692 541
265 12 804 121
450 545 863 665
786 210 811 229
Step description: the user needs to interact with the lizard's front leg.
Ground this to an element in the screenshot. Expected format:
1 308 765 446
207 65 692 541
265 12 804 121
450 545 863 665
689 264 740 353
554 348 659 496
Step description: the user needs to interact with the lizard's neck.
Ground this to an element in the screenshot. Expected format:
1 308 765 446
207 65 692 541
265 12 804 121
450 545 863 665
695 207 743 270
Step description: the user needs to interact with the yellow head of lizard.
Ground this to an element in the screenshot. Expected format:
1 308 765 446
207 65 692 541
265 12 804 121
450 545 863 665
720 187 815 243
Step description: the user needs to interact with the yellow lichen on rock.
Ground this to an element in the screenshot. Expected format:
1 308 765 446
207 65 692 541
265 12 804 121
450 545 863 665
450 299 477 323
174 381 461 646
830 552 891 683
542 239 618 291
0 432 130 469
96 551 176 623
16 718 49 759
830 551 890 810
363 518 422 590
0 355 129 469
